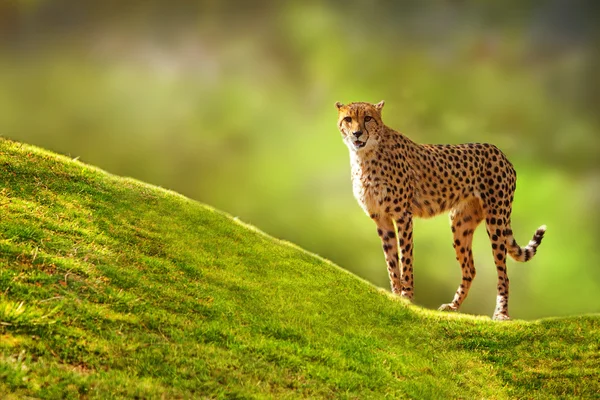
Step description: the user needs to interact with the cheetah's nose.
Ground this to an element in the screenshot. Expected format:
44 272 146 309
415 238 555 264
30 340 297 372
352 131 363 138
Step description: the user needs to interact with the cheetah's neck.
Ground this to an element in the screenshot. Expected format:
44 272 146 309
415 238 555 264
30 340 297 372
349 128 420 216
349 127 418 174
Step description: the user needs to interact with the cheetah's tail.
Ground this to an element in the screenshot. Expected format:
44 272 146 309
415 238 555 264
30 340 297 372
506 225 546 262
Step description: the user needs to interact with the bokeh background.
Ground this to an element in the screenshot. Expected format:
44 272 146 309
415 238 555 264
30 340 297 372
1 0 599 319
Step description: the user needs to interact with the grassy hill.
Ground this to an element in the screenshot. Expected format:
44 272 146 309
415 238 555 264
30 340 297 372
0 138 598 399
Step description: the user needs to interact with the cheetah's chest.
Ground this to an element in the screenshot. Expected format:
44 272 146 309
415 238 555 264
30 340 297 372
350 160 397 216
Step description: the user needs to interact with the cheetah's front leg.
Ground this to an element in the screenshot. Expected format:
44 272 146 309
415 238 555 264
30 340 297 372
373 216 403 295
395 212 415 300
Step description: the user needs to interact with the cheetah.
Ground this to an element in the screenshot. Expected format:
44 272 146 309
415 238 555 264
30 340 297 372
336 100 546 320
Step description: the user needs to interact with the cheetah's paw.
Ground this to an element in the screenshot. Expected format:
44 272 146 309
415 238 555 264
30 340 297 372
400 292 414 302
492 313 511 321
438 303 459 312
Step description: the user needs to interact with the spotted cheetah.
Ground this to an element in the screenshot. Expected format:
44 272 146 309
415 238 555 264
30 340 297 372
336 100 545 320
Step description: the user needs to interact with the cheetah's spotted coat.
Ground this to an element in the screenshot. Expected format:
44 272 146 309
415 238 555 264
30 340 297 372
336 101 545 320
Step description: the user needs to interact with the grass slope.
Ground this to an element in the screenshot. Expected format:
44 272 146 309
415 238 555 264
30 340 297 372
0 138 598 399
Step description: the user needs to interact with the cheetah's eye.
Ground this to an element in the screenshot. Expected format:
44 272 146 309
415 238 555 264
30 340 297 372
365 116 372 122
343 116 352 123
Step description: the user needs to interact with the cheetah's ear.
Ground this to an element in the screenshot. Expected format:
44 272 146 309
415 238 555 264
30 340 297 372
374 100 385 111
335 101 344 109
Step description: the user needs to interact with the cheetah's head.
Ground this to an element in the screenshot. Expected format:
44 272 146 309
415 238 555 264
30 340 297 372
335 100 385 152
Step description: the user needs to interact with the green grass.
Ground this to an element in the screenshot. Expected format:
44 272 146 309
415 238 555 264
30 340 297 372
0 138 598 399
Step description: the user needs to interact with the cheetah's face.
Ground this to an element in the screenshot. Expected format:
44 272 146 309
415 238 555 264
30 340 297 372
336 101 385 152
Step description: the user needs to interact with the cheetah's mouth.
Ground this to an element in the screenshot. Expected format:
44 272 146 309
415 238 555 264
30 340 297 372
353 140 366 149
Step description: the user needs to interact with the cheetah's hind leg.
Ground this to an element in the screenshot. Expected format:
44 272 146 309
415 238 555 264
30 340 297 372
439 198 484 313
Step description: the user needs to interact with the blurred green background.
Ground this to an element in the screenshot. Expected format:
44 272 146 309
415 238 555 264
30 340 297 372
1 0 599 319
